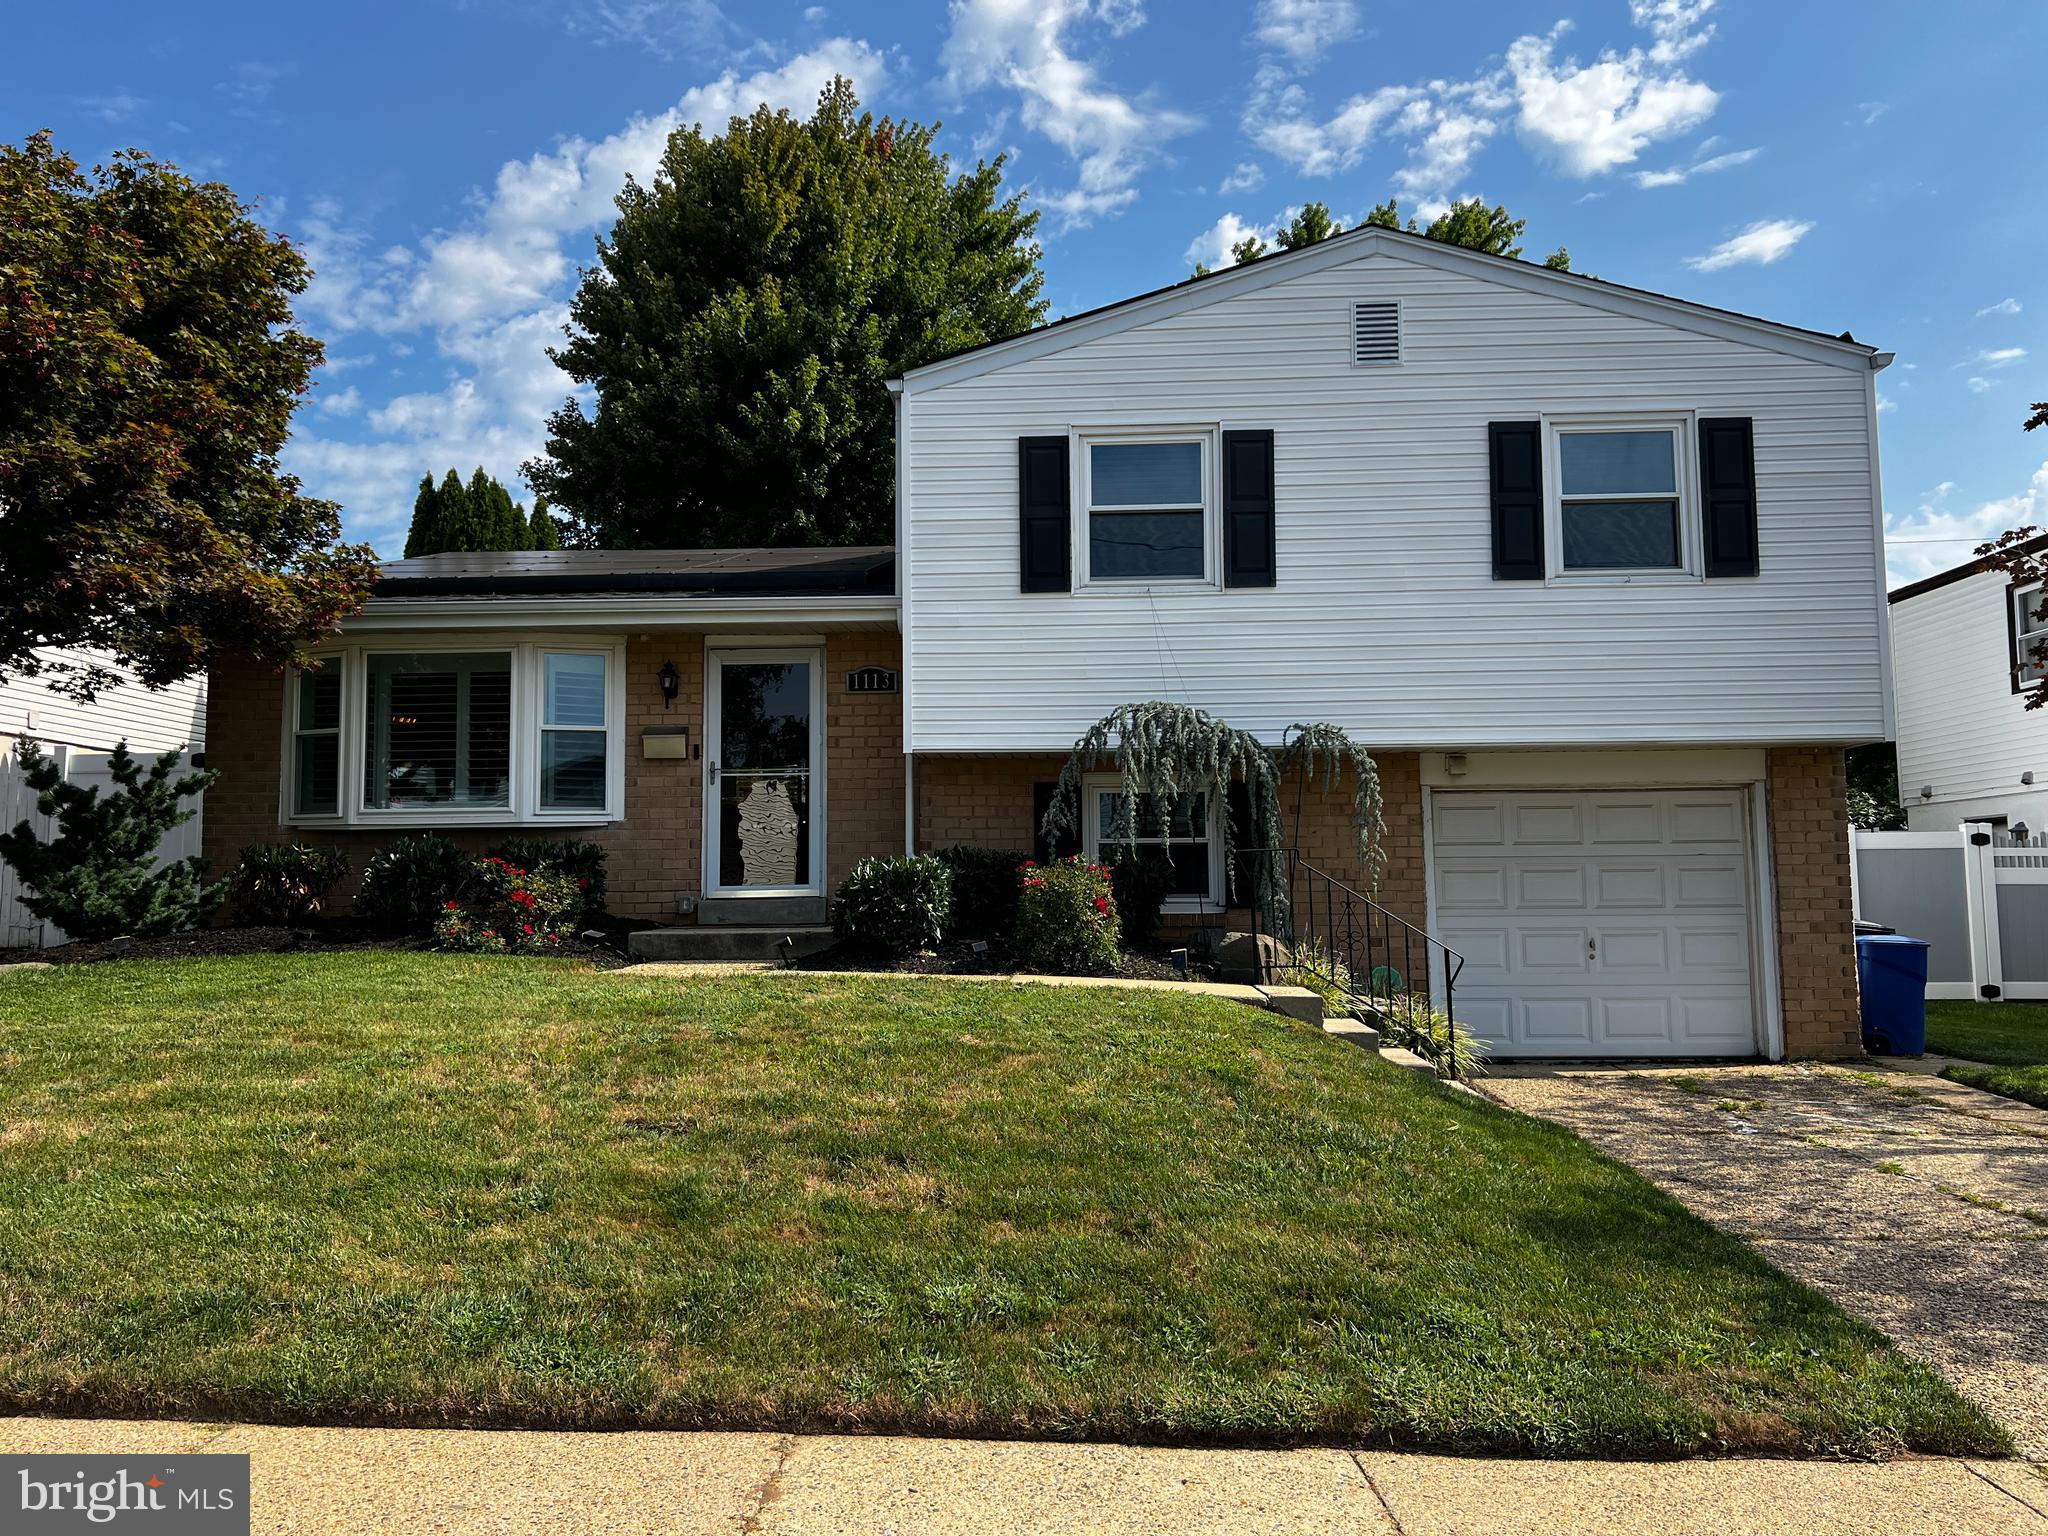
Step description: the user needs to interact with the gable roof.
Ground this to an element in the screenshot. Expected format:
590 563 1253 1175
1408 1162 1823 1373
893 224 1886 394
1887 537 2040 606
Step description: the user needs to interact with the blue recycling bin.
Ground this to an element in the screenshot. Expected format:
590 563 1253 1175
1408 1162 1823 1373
1856 934 1930 1056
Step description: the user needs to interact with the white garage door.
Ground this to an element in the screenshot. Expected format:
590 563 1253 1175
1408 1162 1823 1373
1432 789 1758 1058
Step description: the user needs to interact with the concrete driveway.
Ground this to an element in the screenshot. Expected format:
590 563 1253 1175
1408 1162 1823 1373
1484 1058 2048 1461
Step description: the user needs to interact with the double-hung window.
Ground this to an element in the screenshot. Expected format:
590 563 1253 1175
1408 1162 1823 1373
291 667 342 817
1084 436 1210 583
286 642 621 825
1083 775 1223 908
1550 422 1690 575
2013 585 2048 689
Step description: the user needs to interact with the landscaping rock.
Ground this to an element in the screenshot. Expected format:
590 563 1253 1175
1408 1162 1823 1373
1207 930 1289 984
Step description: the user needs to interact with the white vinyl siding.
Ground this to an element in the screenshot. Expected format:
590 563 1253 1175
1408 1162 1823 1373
1894 571 2048 830
900 247 1887 751
0 647 206 754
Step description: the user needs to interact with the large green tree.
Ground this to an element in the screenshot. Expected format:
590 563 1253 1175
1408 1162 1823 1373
527 78 1046 550
1196 197 1571 276
402 467 541 556
0 132 376 701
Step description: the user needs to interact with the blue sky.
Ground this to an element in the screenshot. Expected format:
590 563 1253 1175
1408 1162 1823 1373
8 1 2042 580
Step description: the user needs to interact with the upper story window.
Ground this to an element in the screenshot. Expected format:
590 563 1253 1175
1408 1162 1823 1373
1549 421 1692 576
2013 585 2048 689
285 641 621 826
1084 437 1210 583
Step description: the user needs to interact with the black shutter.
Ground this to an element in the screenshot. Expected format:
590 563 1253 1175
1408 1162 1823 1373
1032 782 1081 865
1226 780 1257 906
1222 429 1276 587
1699 417 1759 578
1488 421 1544 580
1019 436 1071 593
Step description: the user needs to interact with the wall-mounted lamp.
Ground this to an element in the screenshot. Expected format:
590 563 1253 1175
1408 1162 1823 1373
1919 784 1935 801
657 659 680 709
2023 771 2036 786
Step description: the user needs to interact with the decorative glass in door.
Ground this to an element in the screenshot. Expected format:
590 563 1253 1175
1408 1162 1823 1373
715 660 812 889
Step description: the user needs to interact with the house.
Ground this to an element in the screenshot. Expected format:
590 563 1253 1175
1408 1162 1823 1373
2 649 208 947
201 226 1894 1060
1889 544 2048 839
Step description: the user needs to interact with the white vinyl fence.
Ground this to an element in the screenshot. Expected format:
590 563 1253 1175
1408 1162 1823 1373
1852 822 2048 1002
0 744 205 949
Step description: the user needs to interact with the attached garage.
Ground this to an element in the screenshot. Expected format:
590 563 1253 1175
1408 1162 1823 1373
1430 788 1764 1059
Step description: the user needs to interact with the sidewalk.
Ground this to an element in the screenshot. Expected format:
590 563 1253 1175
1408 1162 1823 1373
4 1419 2043 1534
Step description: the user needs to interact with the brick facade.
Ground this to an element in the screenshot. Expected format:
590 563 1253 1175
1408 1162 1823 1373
201 631 902 923
1767 745 1862 1058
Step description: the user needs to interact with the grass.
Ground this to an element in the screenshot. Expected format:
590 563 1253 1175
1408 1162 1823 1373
1925 1000 2048 1110
0 955 2003 1459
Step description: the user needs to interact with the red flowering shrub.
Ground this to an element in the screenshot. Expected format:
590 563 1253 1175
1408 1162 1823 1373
433 855 580 953
1012 855 1120 974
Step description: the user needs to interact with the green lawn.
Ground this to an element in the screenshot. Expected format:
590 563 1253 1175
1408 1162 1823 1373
0 955 2001 1458
1926 999 2048 1109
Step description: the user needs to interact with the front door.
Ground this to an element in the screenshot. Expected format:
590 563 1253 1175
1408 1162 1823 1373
704 649 823 897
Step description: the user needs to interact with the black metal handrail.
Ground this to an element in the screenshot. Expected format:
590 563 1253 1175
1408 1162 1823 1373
1241 847 1469 1079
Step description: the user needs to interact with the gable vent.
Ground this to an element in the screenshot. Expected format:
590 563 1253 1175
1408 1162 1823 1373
1351 301 1400 366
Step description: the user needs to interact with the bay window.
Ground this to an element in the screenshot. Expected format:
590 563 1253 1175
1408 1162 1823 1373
282 640 621 825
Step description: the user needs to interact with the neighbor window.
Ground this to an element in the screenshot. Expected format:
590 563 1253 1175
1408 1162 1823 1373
1084 777 1222 907
2014 586 2048 688
1085 437 1208 582
1554 425 1686 573
539 651 609 810
292 667 341 817
363 651 512 810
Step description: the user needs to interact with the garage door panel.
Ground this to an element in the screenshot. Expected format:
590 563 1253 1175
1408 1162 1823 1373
1432 788 1757 1059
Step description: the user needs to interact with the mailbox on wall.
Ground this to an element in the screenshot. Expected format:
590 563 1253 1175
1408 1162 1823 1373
642 727 691 760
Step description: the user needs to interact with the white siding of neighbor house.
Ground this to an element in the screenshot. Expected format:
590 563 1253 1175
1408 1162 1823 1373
899 244 1890 753
1893 572 2048 831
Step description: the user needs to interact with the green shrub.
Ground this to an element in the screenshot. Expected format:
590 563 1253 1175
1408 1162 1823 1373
231 843 349 925
834 855 952 958
935 845 1028 939
1013 855 1120 974
1293 935 1355 1013
434 853 580 952
1104 844 1174 947
0 739 220 941
355 833 470 933
1379 994 1491 1077
484 836 608 915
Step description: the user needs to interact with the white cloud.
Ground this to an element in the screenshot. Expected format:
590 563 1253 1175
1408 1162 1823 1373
1685 217 1813 271
1631 143 1757 188
1184 211 1277 271
1218 160 1265 193
315 385 363 417
1245 2 1719 212
560 0 728 58
1968 377 1993 393
1977 297 2022 318
1976 346 2028 368
1507 17 1718 177
1854 100 1888 127
1885 464 2048 587
285 40 886 550
942 0 1198 227
1876 391 1896 415
1254 0 1358 66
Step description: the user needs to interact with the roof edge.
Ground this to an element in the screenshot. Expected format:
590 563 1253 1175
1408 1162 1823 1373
1888 537 2041 605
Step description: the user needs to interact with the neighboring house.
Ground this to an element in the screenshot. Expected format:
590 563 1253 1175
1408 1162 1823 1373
202 226 1894 1060
1889 543 2048 839
1 648 208 948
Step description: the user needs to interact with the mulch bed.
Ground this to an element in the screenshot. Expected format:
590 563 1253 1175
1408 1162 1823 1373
795 936 1196 983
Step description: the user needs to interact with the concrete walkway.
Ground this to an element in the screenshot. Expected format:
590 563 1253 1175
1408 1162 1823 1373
3 1418 2043 1534
1484 1060 2048 1461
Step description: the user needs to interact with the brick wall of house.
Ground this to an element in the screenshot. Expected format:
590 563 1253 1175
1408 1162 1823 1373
1768 745 1862 1058
202 630 902 923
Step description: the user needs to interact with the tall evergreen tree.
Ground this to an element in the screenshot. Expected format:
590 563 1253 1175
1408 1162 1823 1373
527 77 1046 549
527 497 561 550
435 469 475 552
402 474 442 558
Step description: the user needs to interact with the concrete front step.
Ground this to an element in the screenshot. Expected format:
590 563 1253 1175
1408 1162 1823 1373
628 926 835 964
697 896 827 927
